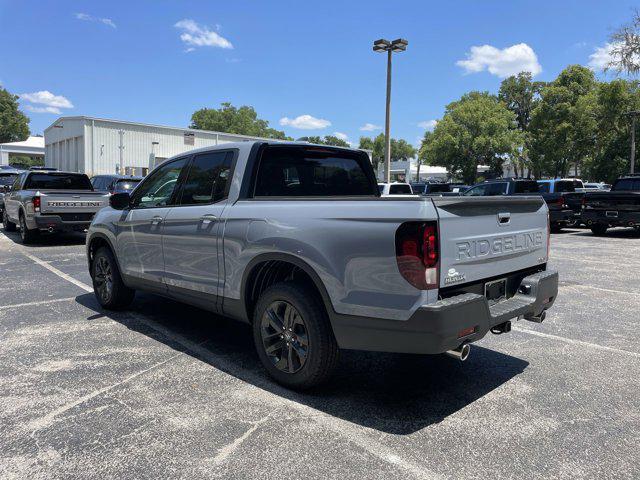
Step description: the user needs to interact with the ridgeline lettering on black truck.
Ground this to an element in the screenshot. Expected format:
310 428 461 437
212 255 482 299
85 141 559 390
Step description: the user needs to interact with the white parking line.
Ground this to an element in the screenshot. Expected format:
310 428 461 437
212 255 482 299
0 297 76 311
513 326 639 357
19 250 92 293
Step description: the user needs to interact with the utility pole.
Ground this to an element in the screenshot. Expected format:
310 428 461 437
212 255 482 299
630 111 638 174
373 38 408 183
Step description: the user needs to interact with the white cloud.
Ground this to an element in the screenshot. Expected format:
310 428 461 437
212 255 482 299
74 13 116 28
456 43 542 78
20 91 74 111
359 123 382 131
24 105 62 115
588 43 616 70
418 120 438 130
333 132 348 141
279 115 331 130
174 19 233 49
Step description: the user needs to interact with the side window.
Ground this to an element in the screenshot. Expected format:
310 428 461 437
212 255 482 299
464 184 487 196
485 182 507 196
12 174 24 191
537 182 550 193
179 151 234 205
130 158 188 209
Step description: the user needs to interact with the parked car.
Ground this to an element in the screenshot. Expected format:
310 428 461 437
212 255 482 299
2 170 109 243
378 182 413 195
463 178 540 197
411 182 450 195
580 182 611 192
86 142 558 389
582 174 640 235
0 169 22 216
536 179 584 231
91 175 143 195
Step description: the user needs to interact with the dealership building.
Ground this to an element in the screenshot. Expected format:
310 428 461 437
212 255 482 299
44 116 280 177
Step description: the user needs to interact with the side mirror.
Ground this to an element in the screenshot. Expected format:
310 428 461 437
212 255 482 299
109 192 131 210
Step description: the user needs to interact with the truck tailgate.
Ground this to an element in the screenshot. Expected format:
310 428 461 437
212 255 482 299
432 196 548 287
38 190 109 214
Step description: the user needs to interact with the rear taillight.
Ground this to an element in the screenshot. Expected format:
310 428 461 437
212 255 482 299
32 196 41 212
557 195 565 207
546 210 550 262
395 222 439 290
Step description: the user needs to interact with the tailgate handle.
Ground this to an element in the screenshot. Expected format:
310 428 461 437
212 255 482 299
498 212 511 225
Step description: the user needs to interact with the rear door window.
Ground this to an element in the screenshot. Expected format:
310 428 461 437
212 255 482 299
614 178 640 191
24 173 92 190
537 182 550 193
485 182 508 196
179 151 234 205
254 146 377 197
514 181 540 193
555 181 575 193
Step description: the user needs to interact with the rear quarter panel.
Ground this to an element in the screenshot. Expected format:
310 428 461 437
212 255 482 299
222 198 439 321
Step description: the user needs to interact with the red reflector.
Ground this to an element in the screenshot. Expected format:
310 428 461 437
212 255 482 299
32 196 41 210
457 326 476 338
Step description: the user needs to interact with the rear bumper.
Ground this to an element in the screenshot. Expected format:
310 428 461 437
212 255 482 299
331 270 558 354
34 215 92 232
549 208 575 225
582 210 640 227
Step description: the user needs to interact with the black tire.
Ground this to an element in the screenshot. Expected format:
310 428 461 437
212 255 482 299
550 223 562 233
19 213 37 244
2 209 16 232
590 224 608 236
252 282 339 390
91 246 135 310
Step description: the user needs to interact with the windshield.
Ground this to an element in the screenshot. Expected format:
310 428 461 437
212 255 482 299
114 179 141 191
24 173 92 190
0 174 17 186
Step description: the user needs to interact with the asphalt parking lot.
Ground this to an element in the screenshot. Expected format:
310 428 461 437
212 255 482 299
0 228 639 480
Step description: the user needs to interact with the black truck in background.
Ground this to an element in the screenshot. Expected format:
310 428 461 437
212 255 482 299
582 175 640 236
536 179 584 231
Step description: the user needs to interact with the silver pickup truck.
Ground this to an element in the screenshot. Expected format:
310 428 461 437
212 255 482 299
2 170 109 243
86 142 558 389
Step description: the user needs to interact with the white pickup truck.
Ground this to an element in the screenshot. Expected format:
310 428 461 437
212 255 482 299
2 170 109 243
86 142 558 389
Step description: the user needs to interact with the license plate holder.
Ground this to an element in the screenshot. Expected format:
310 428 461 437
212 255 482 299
606 211 618 218
485 278 507 305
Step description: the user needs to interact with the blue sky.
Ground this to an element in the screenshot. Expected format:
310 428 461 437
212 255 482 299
0 0 635 145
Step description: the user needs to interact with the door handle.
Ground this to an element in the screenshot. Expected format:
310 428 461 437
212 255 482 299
150 216 163 225
200 214 217 225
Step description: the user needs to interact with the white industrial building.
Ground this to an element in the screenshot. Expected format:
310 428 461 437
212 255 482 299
44 116 281 176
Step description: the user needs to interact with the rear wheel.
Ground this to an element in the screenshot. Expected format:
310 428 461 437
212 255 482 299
91 246 135 309
590 224 608 236
2 209 16 232
550 223 562 233
19 213 37 244
252 282 339 390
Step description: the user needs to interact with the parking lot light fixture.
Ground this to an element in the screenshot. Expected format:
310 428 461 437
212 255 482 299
373 37 408 183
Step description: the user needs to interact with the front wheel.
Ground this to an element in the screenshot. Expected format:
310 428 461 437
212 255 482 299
590 224 608 236
2 209 16 232
252 283 339 390
91 247 135 309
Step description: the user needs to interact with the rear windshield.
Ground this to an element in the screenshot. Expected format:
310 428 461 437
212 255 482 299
389 184 412 194
254 146 377 197
427 184 451 193
114 179 141 191
555 181 575 193
0 173 17 185
613 178 640 191
24 173 92 190
514 181 539 193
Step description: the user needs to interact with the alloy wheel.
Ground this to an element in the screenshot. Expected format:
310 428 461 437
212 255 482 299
260 300 309 374
94 256 114 303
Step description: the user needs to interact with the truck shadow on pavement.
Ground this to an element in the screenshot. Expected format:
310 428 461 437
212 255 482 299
76 292 529 435
1 229 86 247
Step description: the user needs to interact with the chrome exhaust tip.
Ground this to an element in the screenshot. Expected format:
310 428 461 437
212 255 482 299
48 226 54 233
446 344 471 361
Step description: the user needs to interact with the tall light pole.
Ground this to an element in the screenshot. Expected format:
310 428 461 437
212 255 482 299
373 38 408 183
627 111 639 174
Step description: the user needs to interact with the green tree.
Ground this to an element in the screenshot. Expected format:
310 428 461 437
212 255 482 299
423 91 523 184
296 135 350 147
529 65 598 178
607 9 640 75
190 102 290 139
498 72 545 177
416 130 433 181
358 134 416 172
0 87 30 144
